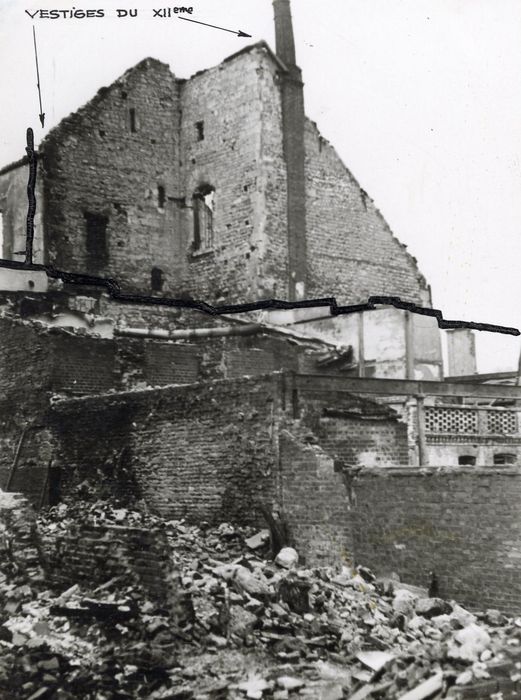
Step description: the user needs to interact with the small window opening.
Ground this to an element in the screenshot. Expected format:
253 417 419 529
129 108 137 133
192 185 215 252
493 453 517 466
151 267 163 291
84 212 109 270
195 120 204 141
157 185 166 210
458 455 476 466
121 91 128 100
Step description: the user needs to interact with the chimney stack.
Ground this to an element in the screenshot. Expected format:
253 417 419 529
272 0 307 301
273 0 297 67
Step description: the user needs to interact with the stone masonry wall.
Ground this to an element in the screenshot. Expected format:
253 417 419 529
179 45 288 303
350 467 521 614
304 119 429 306
32 41 430 309
41 58 181 292
39 45 289 305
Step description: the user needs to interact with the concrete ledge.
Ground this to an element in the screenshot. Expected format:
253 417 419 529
348 466 521 477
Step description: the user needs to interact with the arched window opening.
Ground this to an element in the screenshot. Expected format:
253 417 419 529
151 267 163 291
192 185 215 253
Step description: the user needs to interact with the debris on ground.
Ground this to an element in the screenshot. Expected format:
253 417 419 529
0 500 520 699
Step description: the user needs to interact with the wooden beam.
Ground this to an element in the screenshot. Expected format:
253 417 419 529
293 373 521 400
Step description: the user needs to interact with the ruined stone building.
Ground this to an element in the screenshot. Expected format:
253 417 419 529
0 0 445 382
0 1 429 309
1 1 521 614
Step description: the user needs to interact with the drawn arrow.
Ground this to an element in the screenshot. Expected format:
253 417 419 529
32 26 45 127
178 16 251 38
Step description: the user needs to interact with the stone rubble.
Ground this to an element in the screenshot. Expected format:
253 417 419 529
0 500 521 699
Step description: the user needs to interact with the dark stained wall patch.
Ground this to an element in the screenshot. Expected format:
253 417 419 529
84 212 109 270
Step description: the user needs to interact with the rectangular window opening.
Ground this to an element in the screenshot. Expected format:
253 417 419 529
151 267 163 292
129 108 137 133
157 185 166 210
458 455 476 466
195 120 204 141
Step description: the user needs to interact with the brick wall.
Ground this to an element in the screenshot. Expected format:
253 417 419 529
280 429 352 566
0 317 53 488
144 341 200 386
50 376 283 524
315 416 409 467
48 374 411 566
40 520 177 605
350 466 521 614
294 382 410 467
0 317 116 497
224 349 277 378
50 333 115 395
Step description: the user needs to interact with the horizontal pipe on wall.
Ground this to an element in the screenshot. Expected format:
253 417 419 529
114 324 263 340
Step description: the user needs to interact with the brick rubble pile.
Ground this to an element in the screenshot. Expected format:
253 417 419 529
0 500 520 699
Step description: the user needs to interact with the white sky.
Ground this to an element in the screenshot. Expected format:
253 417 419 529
0 0 520 373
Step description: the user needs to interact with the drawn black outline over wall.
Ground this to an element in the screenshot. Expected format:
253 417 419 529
2 128 518 338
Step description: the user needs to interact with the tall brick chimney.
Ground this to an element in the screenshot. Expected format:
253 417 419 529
273 0 307 301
